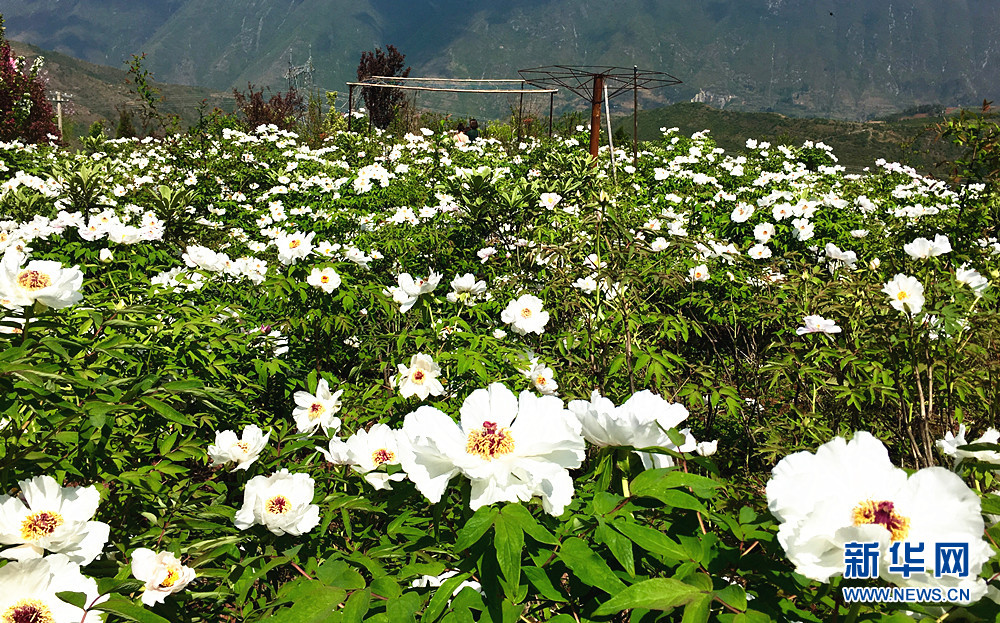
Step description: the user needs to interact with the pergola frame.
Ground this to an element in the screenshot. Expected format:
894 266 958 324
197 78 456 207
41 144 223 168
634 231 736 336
518 65 682 162
346 76 558 136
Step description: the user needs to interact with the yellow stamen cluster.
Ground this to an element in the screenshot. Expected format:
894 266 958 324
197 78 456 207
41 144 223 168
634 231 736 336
234 441 251 453
852 499 910 541
308 402 325 420
20 510 63 541
266 495 291 515
16 270 52 291
160 567 181 588
372 448 396 466
520 307 533 318
3 599 56 623
466 421 515 460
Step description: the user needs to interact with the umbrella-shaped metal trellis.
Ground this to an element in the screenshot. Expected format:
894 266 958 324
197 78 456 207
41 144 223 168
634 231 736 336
518 65 682 162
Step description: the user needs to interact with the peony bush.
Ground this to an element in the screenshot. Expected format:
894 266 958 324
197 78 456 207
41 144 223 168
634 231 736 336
0 119 999 621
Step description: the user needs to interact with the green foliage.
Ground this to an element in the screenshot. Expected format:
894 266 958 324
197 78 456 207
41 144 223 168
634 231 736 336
1 118 998 623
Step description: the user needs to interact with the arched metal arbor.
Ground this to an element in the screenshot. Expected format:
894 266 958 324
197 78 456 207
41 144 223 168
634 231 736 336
518 65 682 161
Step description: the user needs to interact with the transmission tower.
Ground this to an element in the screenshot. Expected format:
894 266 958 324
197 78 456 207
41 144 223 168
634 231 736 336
285 48 315 91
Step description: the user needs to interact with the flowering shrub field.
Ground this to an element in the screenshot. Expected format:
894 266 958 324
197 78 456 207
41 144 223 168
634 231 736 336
1 119 1000 622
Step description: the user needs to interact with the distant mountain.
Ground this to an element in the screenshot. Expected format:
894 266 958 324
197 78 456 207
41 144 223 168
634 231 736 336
4 1 1000 120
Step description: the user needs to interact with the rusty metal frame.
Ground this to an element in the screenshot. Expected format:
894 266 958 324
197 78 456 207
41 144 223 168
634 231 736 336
518 66 682 160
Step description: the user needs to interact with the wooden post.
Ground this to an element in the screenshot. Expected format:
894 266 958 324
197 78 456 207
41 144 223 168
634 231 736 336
517 81 524 142
589 74 605 161
548 92 554 138
633 65 639 167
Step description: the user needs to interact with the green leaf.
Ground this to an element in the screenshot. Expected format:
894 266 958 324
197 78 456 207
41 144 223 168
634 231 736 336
454 506 498 550
269 582 347 623
55 591 87 609
681 593 712 623
422 572 473 622
592 578 704 616
342 589 371 623
493 513 524 597
558 537 626 594
595 521 635 577
316 559 366 590
612 521 689 563
499 503 558 544
93 595 172 623
138 396 194 426
522 567 567 602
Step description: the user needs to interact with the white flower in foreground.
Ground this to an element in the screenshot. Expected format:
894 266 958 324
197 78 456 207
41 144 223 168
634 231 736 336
956 265 990 295
0 249 84 310
292 378 343 435
538 193 562 210
340 424 408 490
0 554 105 623
0 475 110 565
387 270 442 313
446 273 487 306
766 431 992 603
730 203 754 223
753 222 774 243
688 264 710 282
824 243 858 270
208 425 270 471
396 353 445 400
398 383 585 516
795 315 841 335
882 273 925 315
936 424 1000 468
306 267 342 293
747 243 772 260
903 234 951 260
501 294 550 335
568 389 712 469
234 470 320 536
131 548 196 606
275 231 315 265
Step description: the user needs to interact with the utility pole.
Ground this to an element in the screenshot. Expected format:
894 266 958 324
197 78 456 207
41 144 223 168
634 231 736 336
52 91 71 134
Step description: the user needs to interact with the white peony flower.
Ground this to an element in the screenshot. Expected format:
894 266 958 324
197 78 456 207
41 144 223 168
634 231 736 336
0 249 84 310
208 425 270 471
795 315 841 335
398 384 585 516
446 273 487 306
753 222 774 243
523 361 558 396
274 231 315 265
882 273 925 315
306 267 342 293
292 378 343 436
500 294 550 335
936 424 1000 468
903 234 951 260
339 424 408 490
131 548 197 606
234 470 320 536
688 264 710 282
0 554 106 623
0 475 110 565
538 193 562 210
396 353 445 400
766 432 992 603
955 265 990 295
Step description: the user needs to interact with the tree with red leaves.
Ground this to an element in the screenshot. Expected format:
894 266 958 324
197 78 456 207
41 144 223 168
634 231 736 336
0 16 60 144
357 45 411 130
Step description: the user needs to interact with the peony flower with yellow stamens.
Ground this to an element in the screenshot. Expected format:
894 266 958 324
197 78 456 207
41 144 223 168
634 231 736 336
234 470 319 536
0 475 109 565
130 548 196 605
